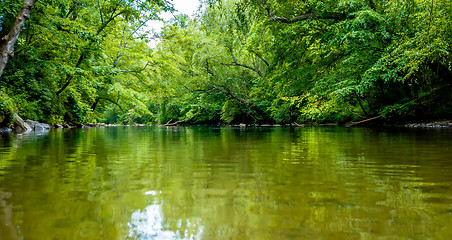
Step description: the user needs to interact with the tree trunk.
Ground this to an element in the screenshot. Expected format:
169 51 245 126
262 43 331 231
0 0 37 77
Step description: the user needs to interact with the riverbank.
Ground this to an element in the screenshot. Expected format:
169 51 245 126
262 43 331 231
0 123 150 133
392 121 452 128
2 119 452 134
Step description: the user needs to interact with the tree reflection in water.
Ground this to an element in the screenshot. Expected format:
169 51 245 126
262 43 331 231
0 191 18 240
2 127 452 239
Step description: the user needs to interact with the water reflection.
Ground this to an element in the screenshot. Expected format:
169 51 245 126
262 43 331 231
129 203 176 239
1 126 452 239
0 191 18 240
128 203 204 240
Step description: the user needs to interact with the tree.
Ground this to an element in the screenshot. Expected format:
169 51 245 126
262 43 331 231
0 0 37 77
1 0 172 126
1 0 451 126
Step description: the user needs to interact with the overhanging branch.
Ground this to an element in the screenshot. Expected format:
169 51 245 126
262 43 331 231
215 47 264 77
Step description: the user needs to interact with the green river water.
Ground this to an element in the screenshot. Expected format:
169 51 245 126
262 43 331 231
1 126 452 239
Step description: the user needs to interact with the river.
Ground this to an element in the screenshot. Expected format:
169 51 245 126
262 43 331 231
1 126 452 239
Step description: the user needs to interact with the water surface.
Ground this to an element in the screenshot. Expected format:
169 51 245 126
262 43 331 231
1 126 452 239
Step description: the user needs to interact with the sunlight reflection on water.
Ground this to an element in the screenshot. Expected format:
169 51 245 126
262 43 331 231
128 203 204 240
128 190 204 239
128 204 177 240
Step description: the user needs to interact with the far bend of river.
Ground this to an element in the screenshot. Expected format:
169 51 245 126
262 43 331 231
1 126 452 240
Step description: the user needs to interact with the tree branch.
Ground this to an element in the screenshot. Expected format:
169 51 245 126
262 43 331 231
269 11 348 23
57 7 128 95
346 85 451 127
204 82 251 107
355 91 370 117
249 49 270 66
203 81 268 121
97 8 124 35
180 68 199 77
205 59 215 76
112 24 128 68
98 97 124 112
120 61 153 73
98 0 104 25
56 51 86 96
218 47 264 77
164 117 193 126
123 71 153 88
127 18 154 40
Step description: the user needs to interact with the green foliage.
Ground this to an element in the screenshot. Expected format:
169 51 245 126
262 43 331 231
0 89 16 126
244 0 452 123
1 0 451 125
0 0 170 125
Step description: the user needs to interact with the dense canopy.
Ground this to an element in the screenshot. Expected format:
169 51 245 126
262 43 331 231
1 0 451 126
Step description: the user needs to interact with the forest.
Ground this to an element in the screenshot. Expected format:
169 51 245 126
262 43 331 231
1 0 451 127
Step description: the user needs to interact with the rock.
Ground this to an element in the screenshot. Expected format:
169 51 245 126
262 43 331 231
54 124 64 128
86 123 107 127
0 127 12 133
25 120 50 131
13 113 32 132
403 121 452 128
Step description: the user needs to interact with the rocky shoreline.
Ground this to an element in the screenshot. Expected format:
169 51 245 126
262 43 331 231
0 121 150 133
394 121 452 128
